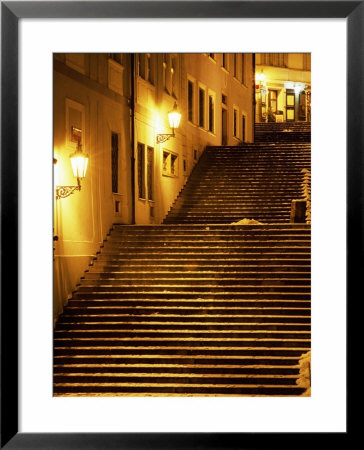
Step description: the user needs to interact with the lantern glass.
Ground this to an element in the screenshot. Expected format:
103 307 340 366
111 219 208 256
70 148 89 179
168 103 181 130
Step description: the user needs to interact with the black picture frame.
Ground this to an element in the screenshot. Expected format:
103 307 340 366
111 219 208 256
1 1 358 448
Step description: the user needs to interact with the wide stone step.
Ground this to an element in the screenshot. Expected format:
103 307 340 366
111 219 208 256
96 254 310 262
53 383 306 396
163 219 292 224
164 215 292 219
112 224 310 230
99 247 310 256
169 196 304 202
172 201 293 207
206 159 311 163
76 283 310 293
54 337 310 351
81 277 310 286
165 211 292 217
84 271 310 280
57 314 310 324
54 328 310 339
53 372 300 386
54 346 309 357
53 354 302 367
107 236 310 242
88 266 311 275
109 231 310 238
63 303 311 312
180 186 302 191
55 321 310 331
68 300 311 311
91 262 311 271
166 205 294 210
105 236 310 244
185 179 305 184
53 363 300 375
191 168 308 173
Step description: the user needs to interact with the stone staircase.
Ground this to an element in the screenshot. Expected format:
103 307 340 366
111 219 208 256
164 143 310 224
54 138 311 397
255 122 311 143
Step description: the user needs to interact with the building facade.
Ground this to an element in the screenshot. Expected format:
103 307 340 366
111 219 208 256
255 53 311 123
53 53 254 320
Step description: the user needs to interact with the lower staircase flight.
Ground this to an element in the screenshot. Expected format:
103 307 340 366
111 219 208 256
54 139 311 397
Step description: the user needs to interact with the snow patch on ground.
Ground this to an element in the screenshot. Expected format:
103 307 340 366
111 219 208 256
297 350 311 396
231 219 264 225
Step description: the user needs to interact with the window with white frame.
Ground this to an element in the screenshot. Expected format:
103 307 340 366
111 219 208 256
137 54 145 79
233 54 238 78
233 106 239 138
137 53 154 85
198 86 206 128
162 150 178 177
162 54 169 94
241 114 246 142
208 91 215 133
241 54 245 85
108 53 122 65
137 142 145 199
147 146 154 201
146 54 154 84
147 146 154 200
111 132 119 193
171 55 179 98
222 53 228 71
187 79 194 123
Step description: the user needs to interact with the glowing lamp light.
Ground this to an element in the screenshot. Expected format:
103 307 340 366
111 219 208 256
70 144 89 179
55 141 89 199
255 72 266 83
168 102 181 130
156 102 181 144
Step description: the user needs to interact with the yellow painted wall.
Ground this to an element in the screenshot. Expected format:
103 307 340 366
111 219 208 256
53 52 255 321
53 55 132 320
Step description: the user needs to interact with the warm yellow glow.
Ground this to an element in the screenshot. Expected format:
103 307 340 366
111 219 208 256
69 144 89 179
256 72 266 82
168 102 181 130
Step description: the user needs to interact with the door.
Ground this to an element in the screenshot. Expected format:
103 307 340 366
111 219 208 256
269 90 277 113
298 91 306 121
286 90 295 121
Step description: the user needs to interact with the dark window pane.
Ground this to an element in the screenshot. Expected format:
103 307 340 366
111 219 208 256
208 96 214 132
147 146 154 201
188 81 193 122
111 133 118 193
137 143 145 199
199 88 205 127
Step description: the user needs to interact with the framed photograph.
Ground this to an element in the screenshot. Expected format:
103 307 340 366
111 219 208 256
1 1 358 448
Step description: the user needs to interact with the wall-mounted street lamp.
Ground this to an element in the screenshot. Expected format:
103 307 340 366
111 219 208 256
156 102 181 144
55 141 89 199
255 70 266 87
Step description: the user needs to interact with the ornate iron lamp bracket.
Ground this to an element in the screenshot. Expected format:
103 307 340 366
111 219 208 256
156 133 175 144
56 185 81 199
